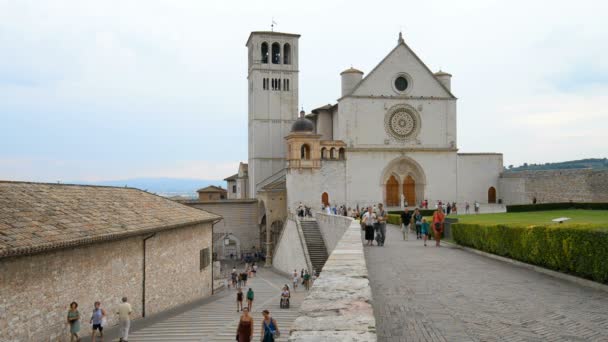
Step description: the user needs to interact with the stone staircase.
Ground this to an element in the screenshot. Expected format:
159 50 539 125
300 219 329 273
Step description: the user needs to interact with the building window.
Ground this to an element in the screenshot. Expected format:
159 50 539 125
261 42 269 64
232 185 236 193
283 79 289 91
301 144 311 160
283 43 291 64
200 248 210 270
339 148 345 160
271 42 281 64
277 78 281 90
330 148 336 159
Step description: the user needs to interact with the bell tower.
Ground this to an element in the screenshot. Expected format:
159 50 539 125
246 31 300 196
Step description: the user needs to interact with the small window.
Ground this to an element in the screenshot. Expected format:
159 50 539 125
271 42 280 64
232 185 236 193
277 78 281 91
261 43 269 64
301 144 311 160
283 43 291 64
394 76 408 92
200 248 210 270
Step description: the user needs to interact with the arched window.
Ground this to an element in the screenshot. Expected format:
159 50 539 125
330 148 336 159
301 144 311 160
271 42 281 64
283 43 291 64
338 148 345 160
261 42 268 64
321 147 327 159
286 79 290 91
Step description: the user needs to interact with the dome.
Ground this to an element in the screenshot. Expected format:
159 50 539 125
340 67 364 75
291 116 315 133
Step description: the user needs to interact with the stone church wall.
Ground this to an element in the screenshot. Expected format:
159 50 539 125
272 218 309 275
182 199 259 258
0 223 213 342
457 153 503 203
499 169 608 204
286 161 347 213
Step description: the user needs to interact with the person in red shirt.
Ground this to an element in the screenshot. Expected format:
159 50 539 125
432 206 445 247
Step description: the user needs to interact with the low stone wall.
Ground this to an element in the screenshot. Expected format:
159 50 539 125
315 212 353 254
499 169 608 204
273 218 310 275
289 220 376 341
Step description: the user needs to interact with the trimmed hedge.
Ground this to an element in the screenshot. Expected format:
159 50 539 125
507 202 608 212
389 209 435 216
452 223 608 284
387 214 402 225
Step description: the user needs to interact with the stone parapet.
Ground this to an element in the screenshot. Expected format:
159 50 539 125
315 213 353 254
289 220 376 341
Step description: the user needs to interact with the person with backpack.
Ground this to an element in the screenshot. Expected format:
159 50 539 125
400 207 412 240
260 309 280 342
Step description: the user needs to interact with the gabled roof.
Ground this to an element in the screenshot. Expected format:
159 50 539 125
223 173 238 181
339 39 456 100
0 181 220 259
197 185 227 193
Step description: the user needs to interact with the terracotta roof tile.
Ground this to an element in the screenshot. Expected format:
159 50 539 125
0 181 221 258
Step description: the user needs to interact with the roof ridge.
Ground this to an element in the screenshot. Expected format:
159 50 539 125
0 180 139 190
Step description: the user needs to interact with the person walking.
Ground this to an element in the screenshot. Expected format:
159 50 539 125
400 207 412 241
432 206 445 247
413 208 422 239
362 206 376 246
421 218 430 247
236 307 254 342
236 288 244 312
246 288 254 311
260 310 280 342
292 270 298 292
252 263 257 277
117 297 132 342
376 203 387 246
67 302 81 342
90 301 106 341
303 270 311 290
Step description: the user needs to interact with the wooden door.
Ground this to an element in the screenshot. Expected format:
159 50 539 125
488 187 496 203
322 192 329 206
403 176 416 206
386 176 400 206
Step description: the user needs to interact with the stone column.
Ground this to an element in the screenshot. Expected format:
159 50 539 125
264 219 273 267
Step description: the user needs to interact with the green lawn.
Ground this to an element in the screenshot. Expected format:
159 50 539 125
455 209 608 226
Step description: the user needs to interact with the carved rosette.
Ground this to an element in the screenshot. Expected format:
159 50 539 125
384 104 421 142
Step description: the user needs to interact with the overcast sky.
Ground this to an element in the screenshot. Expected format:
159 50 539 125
1 0 606 182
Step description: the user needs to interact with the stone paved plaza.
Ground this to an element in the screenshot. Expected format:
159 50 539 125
122 268 304 341
364 225 608 342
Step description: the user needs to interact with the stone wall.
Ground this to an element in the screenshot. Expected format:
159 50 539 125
272 218 310 275
183 200 259 259
0 222 213 342
499 169 608 204
315 213 353 254
289 220 376 341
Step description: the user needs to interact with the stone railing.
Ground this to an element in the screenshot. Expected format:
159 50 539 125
315 212 353 254
289 219 376 341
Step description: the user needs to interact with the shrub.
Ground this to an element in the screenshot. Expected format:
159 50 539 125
507 202 608 212
388 209 435 216
387 214 402 225
452 223 608 284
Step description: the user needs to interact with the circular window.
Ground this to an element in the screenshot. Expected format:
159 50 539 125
394 76 408 91
384 104 421 141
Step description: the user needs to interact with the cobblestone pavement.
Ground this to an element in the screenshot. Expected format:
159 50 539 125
364 224 608 342
125 268 304 341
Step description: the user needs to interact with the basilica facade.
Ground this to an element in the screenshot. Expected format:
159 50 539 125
237 30 501 208
227 31 503 260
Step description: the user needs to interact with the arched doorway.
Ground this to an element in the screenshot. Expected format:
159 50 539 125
403 175 416 206
321 192 329 206
488 187 497 203
386 175 400 207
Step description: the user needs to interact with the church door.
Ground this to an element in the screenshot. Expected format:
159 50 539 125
386 176 400 207
403 176 416 206
321 192 329 206
488 187 496 203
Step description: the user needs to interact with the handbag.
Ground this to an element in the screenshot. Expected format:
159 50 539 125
100 316 107 327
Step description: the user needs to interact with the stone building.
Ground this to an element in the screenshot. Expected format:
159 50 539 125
226 30 503 265
224 162 249 200
0 181 220 342
196 185 227 201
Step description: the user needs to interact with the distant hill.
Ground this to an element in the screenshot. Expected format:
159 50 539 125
504 158 608 172
72 178 224 197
